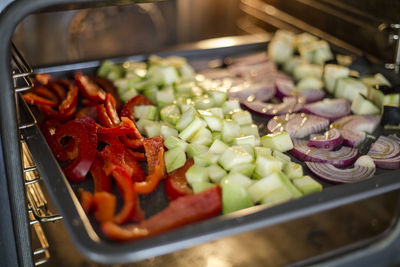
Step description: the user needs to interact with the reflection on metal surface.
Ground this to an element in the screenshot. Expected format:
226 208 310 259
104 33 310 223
29 210 50 266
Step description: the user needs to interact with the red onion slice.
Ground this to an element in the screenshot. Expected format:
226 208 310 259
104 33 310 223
370 155 400 169
275 79 325 103
267 113 329 138
330 115 381 147
228 82 276 103
228 61 277 77
301 99 351 121
305 161 375 184
243 97 303 117
367 135 400 159
307 128 343 150
332 115 381 134
291 139 359 168
389 134 400 143
339 129 366 147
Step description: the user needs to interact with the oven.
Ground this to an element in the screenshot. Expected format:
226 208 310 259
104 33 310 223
1 1 400 266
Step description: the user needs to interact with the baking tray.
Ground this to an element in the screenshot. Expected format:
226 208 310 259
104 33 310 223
20 39 400 264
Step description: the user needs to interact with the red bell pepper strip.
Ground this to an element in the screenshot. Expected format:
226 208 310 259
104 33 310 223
75 105 98 120
78 189 94 213
96 104 115 128
164 158 194 201
55 117 98 183
120 117 143 139
111 166 137 225
33 86 59 104
97 117 141 137
89 75 122 110
134 137 166 194
123 148 146 182
105 93 120 126
58 84 78 116
101 186 222 241
100 140 132 177
34 73 51 85
75 72 106 103
120 94 153 122
23 92 58 107
90 154 112 193
126 149 146 162
92 191 116 223
40 119 68 162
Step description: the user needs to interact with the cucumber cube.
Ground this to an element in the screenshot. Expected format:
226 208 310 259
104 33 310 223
254 146 272 158
176 106 197 131
148 65 179 85
208 139 229 155
207 164 227 183
160 105 181 125
240 124 260 137
230 163 255 177
278 172 302 198
209 90 227 106
221 172 253 188
189 127 213 146
143 121 161 138
178 117 205 141
160 125 179 140
219 145 253 171
323 64 349 93
133 105 158 121
120 89 138 103
293 63 323 80
156 89 175 108
193 153 213 167
272 150 291 168
222 182 254 214
208 107 224 119
212 132 222 141
232 110 253 125
191 182 215 194
335 77 368 102
164 147 186 173
143 85 158 104
238 144 255 159
195 96 215 110
186 144 209 158
233 135 257 147
254 155 283 179
247 172 292 203
293 175 323 195
175 82 194 94
199 110 223 131
284 162 304 180
222 119 241 143
261 132 293 152
223 100 241 114
296 77 324 90
351 93 380 115
185 165 209 185
164 136 188 151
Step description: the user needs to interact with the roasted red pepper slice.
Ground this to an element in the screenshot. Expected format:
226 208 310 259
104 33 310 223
90 76 122 109
78 189 94 213
123 148 146 182
34 73 51 85
101 140 132 177
101 186 222 241
90 154 112 193
120 94 153 122
40 119 68 162
92 191 116 223
111 166 137 225
33 86 59 104
97 117 141 137
75 72 106 103
105 93 120 126
58 84 78 116
75 105 98 120
134 137 166 194
23 92 58 107
55 117 98 183
126 149 146 162
164 158 194 201
96 104 114 128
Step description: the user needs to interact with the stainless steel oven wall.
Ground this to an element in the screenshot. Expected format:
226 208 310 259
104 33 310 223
12 0 242 67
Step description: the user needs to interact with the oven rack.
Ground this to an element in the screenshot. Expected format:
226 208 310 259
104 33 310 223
11 42 62 265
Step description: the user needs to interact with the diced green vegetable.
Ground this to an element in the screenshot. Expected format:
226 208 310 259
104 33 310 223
222 182 254 214
230 163 255 177
221 172 253 188
292 175 323 195
351 93 380 115
232 110 253 125
178 117 205 141
164 136 188 150
134 105 158 121
186 143 209 158
261 132 293 152
191 182 215 194
284 162 303 180
164 147 186 173
219 146 253 171
222 119 241 143
185 165 209 185
253 155 283 179
207 164 227 183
